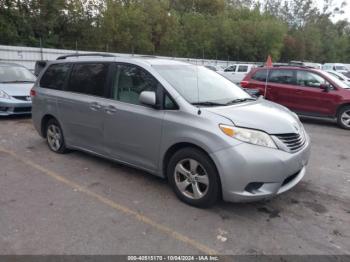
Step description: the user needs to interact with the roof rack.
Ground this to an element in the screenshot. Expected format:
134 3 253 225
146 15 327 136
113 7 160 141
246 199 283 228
56 53 116 60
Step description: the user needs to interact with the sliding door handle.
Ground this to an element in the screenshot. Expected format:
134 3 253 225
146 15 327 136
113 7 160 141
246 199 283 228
89 102 102 111
105 105 117 114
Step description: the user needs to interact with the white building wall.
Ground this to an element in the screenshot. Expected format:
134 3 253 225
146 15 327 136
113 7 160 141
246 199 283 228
0 44 237 71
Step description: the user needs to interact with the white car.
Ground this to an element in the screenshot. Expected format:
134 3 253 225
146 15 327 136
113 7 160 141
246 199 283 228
322 63 349 74
326 70 350 87
219 64 257 84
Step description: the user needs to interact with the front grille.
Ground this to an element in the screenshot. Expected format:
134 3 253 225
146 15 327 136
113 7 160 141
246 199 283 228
13 96 31 101
13 107 31 113
275 132 306 153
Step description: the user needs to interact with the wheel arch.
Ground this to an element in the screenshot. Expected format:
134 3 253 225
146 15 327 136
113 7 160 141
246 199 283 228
162 142 222 198
335 101 350 118
41 114 58 138
336 103 350 117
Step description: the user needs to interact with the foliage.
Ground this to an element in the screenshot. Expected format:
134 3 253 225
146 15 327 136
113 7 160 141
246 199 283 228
0 0 349 63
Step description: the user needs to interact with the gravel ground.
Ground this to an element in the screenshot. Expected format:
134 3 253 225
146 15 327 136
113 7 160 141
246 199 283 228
0 116 349 255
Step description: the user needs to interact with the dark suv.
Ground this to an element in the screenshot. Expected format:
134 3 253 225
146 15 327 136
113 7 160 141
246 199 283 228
241 66 350 129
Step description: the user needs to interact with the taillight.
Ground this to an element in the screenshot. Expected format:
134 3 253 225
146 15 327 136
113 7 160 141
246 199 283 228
240 80 249 88
30 88 36 97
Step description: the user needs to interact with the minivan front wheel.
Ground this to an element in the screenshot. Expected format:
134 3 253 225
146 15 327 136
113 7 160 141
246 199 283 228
167 148 220 207
46 119 68 153
337 106 350 130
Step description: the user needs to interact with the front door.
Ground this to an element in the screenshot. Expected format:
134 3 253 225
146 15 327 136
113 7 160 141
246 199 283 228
104 63 165 172
293 70 339 116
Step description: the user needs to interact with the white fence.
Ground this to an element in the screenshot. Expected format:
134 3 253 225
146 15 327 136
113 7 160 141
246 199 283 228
0 44 245 71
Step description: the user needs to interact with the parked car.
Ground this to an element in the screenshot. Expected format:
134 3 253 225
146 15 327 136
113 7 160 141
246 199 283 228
322 63 349 74
0 62 36 116
241 66 350 129
219 64 257 84
32 55 310 207
34 60 48 76
326 70 350 87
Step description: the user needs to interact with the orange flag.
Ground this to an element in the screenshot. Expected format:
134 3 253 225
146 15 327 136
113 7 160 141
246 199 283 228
265 55 273 67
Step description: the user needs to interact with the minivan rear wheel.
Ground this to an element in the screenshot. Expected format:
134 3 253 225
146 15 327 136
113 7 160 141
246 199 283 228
167 148 220 208
337 106 350 130
46 119 68 153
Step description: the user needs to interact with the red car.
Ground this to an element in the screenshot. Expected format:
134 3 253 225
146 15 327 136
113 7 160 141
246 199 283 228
241 66 350 129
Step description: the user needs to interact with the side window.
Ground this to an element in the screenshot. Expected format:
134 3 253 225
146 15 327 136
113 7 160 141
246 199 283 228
67 63 109 97
269 70 296 85
296 71 328 88
40 63 71 90
164 94 178 110
113 64 158 105
225 65 236 72
237 65 248 73
251 70 268 82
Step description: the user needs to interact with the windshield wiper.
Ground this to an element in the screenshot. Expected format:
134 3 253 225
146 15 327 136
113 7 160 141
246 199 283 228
225 98 256 105
0 80 35 83
191 101 226 106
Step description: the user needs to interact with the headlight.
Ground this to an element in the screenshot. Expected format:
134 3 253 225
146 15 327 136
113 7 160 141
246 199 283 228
219 124 277 149
0 90 11 99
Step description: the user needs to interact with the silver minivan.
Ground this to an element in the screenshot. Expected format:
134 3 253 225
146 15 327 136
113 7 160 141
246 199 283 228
32 55 311 207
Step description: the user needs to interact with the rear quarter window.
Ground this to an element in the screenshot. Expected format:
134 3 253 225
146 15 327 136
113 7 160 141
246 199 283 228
40 63 71 90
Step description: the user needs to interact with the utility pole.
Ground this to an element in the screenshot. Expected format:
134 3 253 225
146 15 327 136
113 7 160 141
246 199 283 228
202 47 205 64
39 37 43 60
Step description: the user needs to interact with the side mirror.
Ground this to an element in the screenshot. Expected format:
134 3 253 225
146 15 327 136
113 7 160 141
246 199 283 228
320 83 331 92
139 91 157 107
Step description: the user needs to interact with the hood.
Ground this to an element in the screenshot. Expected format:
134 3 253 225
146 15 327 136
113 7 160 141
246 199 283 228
0 83 34 96
205 99 301 134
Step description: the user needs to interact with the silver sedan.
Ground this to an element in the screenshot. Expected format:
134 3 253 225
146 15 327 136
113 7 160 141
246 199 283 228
0 63 36 116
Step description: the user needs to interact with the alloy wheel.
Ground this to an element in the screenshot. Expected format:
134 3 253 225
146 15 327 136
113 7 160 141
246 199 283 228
174 158 209 200
341 110 350 128
47 124 62 152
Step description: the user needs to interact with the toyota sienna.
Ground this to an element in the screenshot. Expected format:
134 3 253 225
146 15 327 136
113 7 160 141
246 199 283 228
32 55 311 207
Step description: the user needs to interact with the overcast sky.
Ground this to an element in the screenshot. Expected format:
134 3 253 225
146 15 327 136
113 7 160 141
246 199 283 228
314 0 350 22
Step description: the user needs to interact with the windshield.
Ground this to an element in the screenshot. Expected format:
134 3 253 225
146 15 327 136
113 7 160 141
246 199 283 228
0 65 36 83
154 65 251 105
323 71 350 89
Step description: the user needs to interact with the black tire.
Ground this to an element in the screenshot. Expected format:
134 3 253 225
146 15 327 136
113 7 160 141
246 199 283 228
167 147 220 208
337 106 350 130
46 118 68 154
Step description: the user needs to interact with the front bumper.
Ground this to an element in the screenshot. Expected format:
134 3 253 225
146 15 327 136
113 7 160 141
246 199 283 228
0 99 32 116
211 135 311 202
